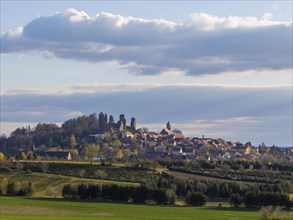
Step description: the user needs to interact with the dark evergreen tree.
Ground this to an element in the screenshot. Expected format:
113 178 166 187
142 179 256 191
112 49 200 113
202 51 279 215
62 184 77 199
99 112 105 132
166 121 171 130
87 184 101 199
109 115 115 124
77 184 88 199
89 113 99 132
229 193 242 207
185 191 207 206
7 181 16 196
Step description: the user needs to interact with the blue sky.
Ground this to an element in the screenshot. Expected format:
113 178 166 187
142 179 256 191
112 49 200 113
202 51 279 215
1 1 292 146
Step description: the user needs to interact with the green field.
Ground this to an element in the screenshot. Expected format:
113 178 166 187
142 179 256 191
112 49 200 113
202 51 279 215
0 196 263 220
1 169 292 220
0 172 139 197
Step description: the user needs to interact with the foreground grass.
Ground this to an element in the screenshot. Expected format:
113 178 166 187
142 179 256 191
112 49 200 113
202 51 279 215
0 196 262 220
0 172 139 197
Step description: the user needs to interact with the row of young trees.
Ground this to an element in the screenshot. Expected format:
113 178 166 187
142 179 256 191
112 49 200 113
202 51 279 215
0 181 34 196
159 158 293 173
62 184 176 205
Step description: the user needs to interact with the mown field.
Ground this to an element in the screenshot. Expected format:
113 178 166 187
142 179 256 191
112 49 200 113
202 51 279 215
0 196 263 220
0 172 139 197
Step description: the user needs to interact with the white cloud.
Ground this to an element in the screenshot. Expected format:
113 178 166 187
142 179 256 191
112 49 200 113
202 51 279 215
1 9 292 75
4 26 23 38
186 13 290 30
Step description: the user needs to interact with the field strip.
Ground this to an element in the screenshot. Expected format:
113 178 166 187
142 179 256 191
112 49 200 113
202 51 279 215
165 170 254 184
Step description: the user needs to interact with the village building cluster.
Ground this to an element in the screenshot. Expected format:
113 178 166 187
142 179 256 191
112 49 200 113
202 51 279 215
11 113 292 162
86 114 293 162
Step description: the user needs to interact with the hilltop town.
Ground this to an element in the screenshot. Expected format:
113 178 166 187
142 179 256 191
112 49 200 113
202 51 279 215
1 112 292 163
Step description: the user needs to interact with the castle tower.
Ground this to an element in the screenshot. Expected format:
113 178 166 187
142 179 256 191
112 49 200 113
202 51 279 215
119 114 126 126
131 117 136 131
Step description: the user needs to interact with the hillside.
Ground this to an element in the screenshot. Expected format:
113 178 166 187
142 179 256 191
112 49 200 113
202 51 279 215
0 172 139 197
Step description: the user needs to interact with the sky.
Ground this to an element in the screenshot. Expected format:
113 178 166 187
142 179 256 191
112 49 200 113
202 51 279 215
1 1 292 146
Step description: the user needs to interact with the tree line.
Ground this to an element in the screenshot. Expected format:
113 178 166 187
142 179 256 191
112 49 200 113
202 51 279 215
0 112 126 155
62 184 176 205
62 183 292 208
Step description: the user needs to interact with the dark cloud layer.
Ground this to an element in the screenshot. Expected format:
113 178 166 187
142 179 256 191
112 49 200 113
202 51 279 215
1 9 292 75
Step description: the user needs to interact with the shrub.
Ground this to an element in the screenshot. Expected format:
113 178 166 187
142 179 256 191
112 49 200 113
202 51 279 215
6 181 16 196
87 184 101 199
230 193 242 207
62 184 77 199
150 188 176 205
260 206 286 220
185 191 207 206
18 182 34 196
244 192 292 208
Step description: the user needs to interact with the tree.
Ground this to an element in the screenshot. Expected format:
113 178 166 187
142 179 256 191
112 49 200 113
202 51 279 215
0 178 8 195
87 184 101 199
165 189 176 205
112 140 122 148
26 182 34 196
99 112 105 131
78 169 86 178
26 150 35 160
0 152 5 161
18 151 27 160
115 149 123 160
185 191 207 206
70 134 77 149
84 144 100 164
109 115 115 124
40 162 49 174
230 193 242 207
18 182 34 196
77 184 88 199
62 184 77 199
166 121 171 130
151 189 169 205
71 149 79 157
7 181 16 196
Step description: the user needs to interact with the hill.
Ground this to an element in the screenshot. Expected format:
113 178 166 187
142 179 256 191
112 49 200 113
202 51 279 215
0 171 139 197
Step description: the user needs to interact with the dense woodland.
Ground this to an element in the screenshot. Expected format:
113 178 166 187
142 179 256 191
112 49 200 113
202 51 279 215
1 113 111 154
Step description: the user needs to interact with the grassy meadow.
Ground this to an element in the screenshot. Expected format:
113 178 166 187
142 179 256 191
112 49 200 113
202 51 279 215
0 167 292 220
0 196 263 220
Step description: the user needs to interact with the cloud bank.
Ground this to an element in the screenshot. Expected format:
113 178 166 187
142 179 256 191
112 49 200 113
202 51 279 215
1 8 292 75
